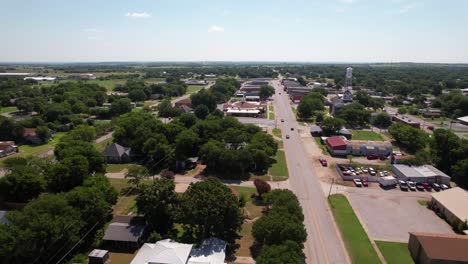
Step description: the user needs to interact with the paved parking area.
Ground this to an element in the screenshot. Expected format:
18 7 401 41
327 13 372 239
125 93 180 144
346 188 455 242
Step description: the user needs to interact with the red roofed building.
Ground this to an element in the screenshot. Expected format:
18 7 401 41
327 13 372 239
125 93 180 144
325 136 347 156
174 98 192 108
408 232 468 264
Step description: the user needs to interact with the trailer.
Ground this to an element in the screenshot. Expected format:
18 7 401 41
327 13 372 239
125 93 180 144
379 176 397 189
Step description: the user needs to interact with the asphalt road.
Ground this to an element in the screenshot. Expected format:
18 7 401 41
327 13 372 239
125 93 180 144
271 79 349 264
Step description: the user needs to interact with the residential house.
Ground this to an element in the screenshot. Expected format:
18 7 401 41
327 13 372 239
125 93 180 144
103 143 133 163
102 215 147 248
408 232 468 264
174 98 192 108
22 128 43 144
0 141 18 157
178 105 193 113
130 238 227 264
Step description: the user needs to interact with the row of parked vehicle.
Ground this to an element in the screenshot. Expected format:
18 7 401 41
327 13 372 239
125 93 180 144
339 165 382 177
398 180 450 192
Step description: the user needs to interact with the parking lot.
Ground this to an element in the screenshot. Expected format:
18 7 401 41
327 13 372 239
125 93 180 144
346 188 455 242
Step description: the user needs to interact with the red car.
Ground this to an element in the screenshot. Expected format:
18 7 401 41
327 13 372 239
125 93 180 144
367 154 379 160
362 179 369 187
319 158 328 167
422 182 432 191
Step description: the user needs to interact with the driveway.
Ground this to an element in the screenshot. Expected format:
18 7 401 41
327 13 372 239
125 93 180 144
346 187 455 242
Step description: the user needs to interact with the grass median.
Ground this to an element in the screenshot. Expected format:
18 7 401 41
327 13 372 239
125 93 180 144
375 241 413 264
269 150 288 181
328 194 381 264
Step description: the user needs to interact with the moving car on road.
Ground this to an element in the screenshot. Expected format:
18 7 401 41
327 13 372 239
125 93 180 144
281 119 284 122
291 127 294 131
353 178 362 187
286 135 290 139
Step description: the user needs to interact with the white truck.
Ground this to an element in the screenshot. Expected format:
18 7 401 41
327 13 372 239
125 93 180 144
379 176 397 188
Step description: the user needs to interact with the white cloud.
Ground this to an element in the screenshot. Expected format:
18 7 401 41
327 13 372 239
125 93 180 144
398 3 418 13
125 12 151 18
83 28 103 33
208 25 224 33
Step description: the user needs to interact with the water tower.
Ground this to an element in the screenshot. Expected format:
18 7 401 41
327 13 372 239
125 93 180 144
343 67 353 102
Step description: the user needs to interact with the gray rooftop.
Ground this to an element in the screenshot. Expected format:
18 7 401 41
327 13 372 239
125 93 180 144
392 164 450 179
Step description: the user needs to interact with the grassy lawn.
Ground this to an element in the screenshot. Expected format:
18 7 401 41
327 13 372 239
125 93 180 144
186 85 204 94
231 186 263 257
351 130 384 141
0 106 18 114
328 194 381 264
0 132 67 167
94 137 112 152
106 163 138 173
418 200 428 206
269 150 288 181
314 137 330 156
272 128 282 138
109 178 131 193
268 105 275 120
375 241 413 264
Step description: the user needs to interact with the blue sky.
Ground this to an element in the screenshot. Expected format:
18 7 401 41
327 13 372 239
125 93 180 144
1 0 467 63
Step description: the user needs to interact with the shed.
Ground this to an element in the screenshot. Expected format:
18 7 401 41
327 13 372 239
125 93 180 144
88 249 109 264
102 216 147 248
310 125 322 136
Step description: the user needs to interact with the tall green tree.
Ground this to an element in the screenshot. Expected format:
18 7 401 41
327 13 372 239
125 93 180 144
259 85 275 100
321 117 345 136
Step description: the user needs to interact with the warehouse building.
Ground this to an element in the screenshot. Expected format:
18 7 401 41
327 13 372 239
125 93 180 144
408 232 468 264
391 164 451 184
431 187 468 227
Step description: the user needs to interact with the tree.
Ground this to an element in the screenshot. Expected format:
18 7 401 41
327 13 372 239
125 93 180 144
194 104 209 119
452 159 468 188
191 89 217 111
47 155 90 193
55 139 106 173
388 123 429 153
128 89 147 102
177 178 243 249
125 165 149 188
321 117 345 136
372 112 392 129
110 98 132 116
259 85 275 100
297 93 325 119
36 126 51 142
0 167 46 203
254 179 271 198
66 125 96 142
178 113 198 128
175 129 200 161
256 241 304 264
296 77 307 86
336 103 371 128
16 97 34 113
136 178 177 234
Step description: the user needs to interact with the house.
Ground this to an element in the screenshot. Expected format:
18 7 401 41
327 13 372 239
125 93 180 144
22 128 43 144
102 215 147 248
174 98 192 108
185 79 207 86
391 164 451 184
178 105 193 113
0 141 18 157
310 125 322 137
325 136 347 156
150 93 163 100
419 108 442 118
130 238 227 264
457 116 468 126
431 187 468 227
408 232 468 264
103 143 133 163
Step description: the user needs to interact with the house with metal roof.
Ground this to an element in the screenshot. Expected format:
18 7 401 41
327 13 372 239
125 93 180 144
102 215 147 248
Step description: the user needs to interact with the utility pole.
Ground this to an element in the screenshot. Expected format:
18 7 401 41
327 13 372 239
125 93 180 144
328 178 335 199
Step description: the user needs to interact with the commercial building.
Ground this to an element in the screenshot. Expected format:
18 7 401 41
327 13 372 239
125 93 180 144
185 79 207 86
325 136 347 156
130 238 226 264
408 232 468 264
223 101 264 117
431 187 468 227
391 115 421 128
419 108 442 118
24 76 57 81
346 140 393 157
391 164 451 184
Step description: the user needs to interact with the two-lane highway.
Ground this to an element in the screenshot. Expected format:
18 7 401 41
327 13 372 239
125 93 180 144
272 79 349 264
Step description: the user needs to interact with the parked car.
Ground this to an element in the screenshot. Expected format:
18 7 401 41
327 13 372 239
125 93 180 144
399 180 408 191
422 182 432 191
379 155 387 161
286 135 290 139
362 179 369 187
281 119 284 122
407 181 417 191
367 154 379 160
362 168 369 173
432 183 441 191
319 158 327 167
415 182 425 191
369 170 376 176
353 178 362 187
440 184 449 190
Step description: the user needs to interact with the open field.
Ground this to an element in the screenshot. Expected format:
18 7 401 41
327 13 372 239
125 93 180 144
375 241 413 264
186 85 204 94
106 163 138 173
351 130 384 141
328 194 381 264
268 150 288 181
